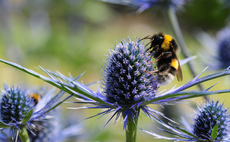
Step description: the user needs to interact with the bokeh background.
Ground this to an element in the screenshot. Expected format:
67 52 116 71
0 0 230 141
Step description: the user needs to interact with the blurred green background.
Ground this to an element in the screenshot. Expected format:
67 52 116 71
0 0 230 141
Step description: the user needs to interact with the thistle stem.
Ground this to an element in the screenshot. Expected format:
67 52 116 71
165 7 209 101
125 110 139 142
19 126 30 142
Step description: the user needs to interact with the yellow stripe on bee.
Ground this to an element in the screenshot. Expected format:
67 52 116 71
30 93 40 102
171 59 179 70
161 34 173 50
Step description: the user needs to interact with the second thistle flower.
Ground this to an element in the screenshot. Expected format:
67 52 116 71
193 100 230 141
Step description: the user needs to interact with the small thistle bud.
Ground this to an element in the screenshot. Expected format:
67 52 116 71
0 85 35 124
193 100 230 141
103 38 158 112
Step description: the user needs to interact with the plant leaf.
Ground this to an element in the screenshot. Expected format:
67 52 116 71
143 89 230 105
211 124 218 141
22 109 33 125
0 121 12 129
0 59 114 107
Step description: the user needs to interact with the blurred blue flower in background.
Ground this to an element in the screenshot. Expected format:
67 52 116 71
26 109 60 142
100 0 188 13
193 100 230 141
220 0 230 7
196 27 230 70
0 85 70 141
216 27 230 69
143 100 230 141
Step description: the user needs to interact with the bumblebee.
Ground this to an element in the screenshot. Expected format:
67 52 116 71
141 32 183 85
30 93 40 105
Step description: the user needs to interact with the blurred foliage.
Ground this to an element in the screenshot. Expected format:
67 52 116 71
180 0 230 30
0 0 230 141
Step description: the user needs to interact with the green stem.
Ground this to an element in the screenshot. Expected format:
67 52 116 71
165 7 209 101
18 126 30 142
0 59 114 108
125 110 140 142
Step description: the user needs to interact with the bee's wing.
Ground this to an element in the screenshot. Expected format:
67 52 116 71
172 48 183 82
176 60 183 82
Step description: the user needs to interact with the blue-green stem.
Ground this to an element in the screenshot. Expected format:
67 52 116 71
165 7 208 101
19 126 30 142
125 110 140 142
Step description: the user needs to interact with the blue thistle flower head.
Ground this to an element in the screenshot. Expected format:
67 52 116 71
101 0 188 13
0 84 69 141
0 85 35 124
196 27 230 70
193 100 230 141
142 100 230 141
103 38 158 117
103 38 158 105
216 27 230 69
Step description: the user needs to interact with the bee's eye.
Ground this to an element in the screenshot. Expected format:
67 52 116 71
158 36 163 40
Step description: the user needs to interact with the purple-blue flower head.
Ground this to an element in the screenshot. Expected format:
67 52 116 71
102 38 159 121
103 38 158 106
193 100 230 141
0 85 35 124
0 85 69 141
142 100 230 141
216 27 230 69
101 0 188 13
196 27 230 70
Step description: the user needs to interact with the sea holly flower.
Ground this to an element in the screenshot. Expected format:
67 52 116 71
0 85 70 142
1 37 230 141
193 100 230 141
142 100 230 141
102 38 158 124
0 85 35 125
196 27 230 70
100 0 188 13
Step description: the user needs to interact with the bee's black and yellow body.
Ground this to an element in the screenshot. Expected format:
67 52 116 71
141 32 183 85
30 93 40 105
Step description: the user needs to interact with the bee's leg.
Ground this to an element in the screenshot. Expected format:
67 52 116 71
146 44 158 54
144 70 158 74
161 51 172 58
140 35 152 40
145 42 152 49
144 63 171 75
150 51 172 64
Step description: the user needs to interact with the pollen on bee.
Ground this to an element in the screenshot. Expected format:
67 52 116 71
161 34 173 50
171 59 179 70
